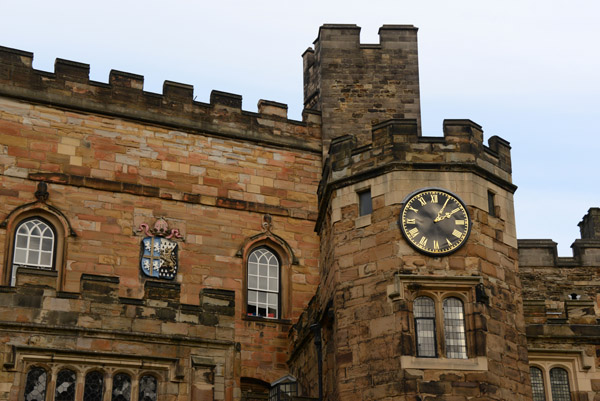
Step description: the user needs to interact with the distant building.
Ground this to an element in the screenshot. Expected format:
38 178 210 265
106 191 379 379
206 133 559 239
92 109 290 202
0 24 598 401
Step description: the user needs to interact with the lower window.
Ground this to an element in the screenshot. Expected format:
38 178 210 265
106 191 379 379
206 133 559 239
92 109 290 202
530 365 572 401
23 366 159 401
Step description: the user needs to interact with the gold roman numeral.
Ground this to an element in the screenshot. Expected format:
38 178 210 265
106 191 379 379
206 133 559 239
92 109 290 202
408 228 419 238
430 194 438 203
417 197 426 206
408 206 418 213
433 240 439 250
406 218 416 225
452 229 463 238
446 238 453 246
418 236 428 247
455 220 465 225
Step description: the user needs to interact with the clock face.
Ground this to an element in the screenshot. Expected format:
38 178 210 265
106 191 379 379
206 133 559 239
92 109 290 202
399 189 471 256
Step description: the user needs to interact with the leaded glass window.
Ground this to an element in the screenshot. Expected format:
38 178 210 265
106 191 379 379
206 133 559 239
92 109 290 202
138 375 158 401
55 369 76 401
550 367 571 401
83 371 104 401
443 297 467 359
24 367 47 401
414 296 436 357
12 218 55 286
530 367 546 401
111 373 131 401
247 247 279 319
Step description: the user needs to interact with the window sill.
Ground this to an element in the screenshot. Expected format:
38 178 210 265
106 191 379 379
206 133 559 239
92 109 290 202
355 214 371 228
400 355 488 371
243 315 292 325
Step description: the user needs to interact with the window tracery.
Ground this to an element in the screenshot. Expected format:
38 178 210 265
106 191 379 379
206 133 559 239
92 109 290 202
24 367 47 401
247 246 280 319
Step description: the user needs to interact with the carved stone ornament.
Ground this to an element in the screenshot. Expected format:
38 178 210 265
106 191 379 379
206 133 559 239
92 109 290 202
262 214 273 233
34 182 49 202
137 218 184 280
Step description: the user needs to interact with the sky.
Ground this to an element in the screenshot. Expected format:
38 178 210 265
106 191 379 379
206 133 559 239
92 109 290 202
2 0 598 255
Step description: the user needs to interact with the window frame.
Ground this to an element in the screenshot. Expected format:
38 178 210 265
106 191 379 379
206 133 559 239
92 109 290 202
19 364 162 401
3 207 70 289
413 296 438 358
530 366 547 401
549 367 572 401
55 368 77 401
246 245 281 320
24 365 48 401
11 216 57 285
410 291 471 360
529 363 574 401
442 297 468 359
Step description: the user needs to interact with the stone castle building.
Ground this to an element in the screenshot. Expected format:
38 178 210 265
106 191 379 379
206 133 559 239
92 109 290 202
0 24 598 401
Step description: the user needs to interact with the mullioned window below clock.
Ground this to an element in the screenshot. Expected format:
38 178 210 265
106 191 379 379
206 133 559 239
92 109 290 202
414 296 467 359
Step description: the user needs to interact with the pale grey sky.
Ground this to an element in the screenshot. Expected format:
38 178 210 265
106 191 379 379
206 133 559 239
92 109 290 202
2 0 598 255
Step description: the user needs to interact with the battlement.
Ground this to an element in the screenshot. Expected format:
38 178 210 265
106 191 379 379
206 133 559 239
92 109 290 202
519 209 600 267
303 24 421 146
317 118 514 208
0 45 322 152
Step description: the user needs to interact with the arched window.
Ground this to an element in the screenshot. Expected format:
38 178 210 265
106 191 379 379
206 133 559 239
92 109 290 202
549 367 572 401
138 375 158 401
247 247 280 319
111 373 131 401
83 371 104 401
443 297 467 359
55 369 76 401
530 366 546 401
11 218 56 286
24 367 47 401
414 296 436 357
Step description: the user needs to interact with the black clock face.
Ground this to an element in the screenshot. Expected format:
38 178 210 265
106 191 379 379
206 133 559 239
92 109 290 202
399 189 471 256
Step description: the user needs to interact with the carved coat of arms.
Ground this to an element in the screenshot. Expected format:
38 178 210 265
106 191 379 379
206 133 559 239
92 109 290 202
137 218 183 280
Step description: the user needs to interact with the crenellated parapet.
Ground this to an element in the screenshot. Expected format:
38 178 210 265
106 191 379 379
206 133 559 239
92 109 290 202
0 45 322 152
519 208 600 268
304 24 421 147
316 118 515 228
519 208 600 326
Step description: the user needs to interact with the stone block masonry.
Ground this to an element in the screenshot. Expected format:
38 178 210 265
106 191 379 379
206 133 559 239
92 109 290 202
0 43 322 395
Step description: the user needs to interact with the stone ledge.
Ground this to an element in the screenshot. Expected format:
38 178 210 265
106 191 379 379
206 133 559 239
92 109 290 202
400 355 488 371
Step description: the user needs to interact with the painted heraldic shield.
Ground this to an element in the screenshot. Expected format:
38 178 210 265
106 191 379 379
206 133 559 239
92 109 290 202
141 236 178 280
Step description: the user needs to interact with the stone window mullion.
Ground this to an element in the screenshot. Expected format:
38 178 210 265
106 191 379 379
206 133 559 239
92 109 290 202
543 368 552 401
76 370 84 401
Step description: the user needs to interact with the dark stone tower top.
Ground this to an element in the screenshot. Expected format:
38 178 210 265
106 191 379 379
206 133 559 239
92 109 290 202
303 24 421 149
579 208 600 240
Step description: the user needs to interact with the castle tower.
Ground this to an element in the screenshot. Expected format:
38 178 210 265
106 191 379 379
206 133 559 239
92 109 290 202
303 24 422 149
291 25 533 401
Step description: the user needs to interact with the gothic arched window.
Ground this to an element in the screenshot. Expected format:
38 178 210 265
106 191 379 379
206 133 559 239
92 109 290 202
24 367 47 401
530 366 546 401
11 217 56 286
414 296 436 357
549 367 572 401
55 369 76 401
138 375 158 401
443 297 467 359
247 247 280 319
83 371 104 401
111 373 131 401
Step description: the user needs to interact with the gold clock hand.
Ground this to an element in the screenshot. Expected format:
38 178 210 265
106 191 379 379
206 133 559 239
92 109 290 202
443 208 461 219
434 198 449 222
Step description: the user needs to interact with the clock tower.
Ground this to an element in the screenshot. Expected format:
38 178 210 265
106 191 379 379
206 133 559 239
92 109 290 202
290 24 533 401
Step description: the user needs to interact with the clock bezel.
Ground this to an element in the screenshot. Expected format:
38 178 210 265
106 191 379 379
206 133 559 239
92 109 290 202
398 187 472 256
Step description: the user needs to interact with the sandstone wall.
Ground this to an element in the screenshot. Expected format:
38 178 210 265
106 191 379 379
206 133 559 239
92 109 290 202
0 45 323 395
